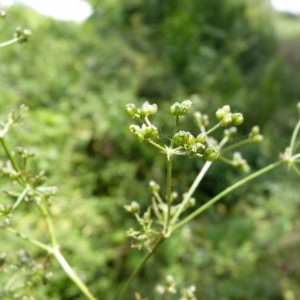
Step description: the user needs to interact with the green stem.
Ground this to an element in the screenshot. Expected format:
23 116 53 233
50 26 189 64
118 237 164 300
0 137 20 171
53 247 98 300
291 163 300 176
289 118 300 155
221 139 248 153
165 155 172 232
37 203 57 247
171 159 285 233
170 117 179 149
147 139 167 152
0 37 19 48
11 186 30 211
205 123 220 135
1 226 51 252
170 161 212 227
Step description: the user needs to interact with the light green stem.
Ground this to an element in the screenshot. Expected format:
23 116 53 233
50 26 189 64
0 37 19 48
37 203 57 247
53 247 98 300
205 123 220 135
1 225 51 252
171 159 285 232
290 119 300 154
170 161 212 227
221 139 248 153
0 137 20 171
11 186 30 211
165 155 172 231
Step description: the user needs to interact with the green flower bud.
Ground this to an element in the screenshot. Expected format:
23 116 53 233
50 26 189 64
220 115 232 126
223 105 231 113
185 132 195 145
192 143 205 154
149 180 160 193
181 99 192 111
215 108 225 120
141 101 157 116
196 133 207 143
250 134 263 144
173 131 188 145
251 126 260 135
0 11 6 18
229 126 237 134
142 124 159 140
173 131 194 146
124 201 140 214
170 100 192 117
194 111 209 126
231 113 244 125
187 143 206 157
204 147 219 162
129 124 140 134
126 103 138 116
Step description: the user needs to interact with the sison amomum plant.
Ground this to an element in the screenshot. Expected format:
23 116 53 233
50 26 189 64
120 100 300 299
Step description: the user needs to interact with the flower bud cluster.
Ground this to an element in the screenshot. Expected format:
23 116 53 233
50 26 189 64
156 275 177 295
248 126 263 144
232 152 250 172
124 201 140 214
14 26 32 43
126 101 157 119
215 105 244 127
173 131 219 161
170 100 192 117
223 126 237 138
194 111 209 127
130 124 159 141
180 285 197 300
149 180 160 193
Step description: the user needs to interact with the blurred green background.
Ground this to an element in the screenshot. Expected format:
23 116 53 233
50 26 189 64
0 0 300 299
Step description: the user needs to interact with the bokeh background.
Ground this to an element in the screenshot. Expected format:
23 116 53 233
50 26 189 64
0 0 300 299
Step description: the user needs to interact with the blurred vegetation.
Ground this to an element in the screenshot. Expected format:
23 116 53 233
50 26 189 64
0 0 300 299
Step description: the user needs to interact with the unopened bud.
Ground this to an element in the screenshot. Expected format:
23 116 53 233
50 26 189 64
196 133 207 143
231 113 244 125
204 147 219 162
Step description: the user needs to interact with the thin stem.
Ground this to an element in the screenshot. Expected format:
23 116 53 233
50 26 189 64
171 159 285 233
218 136 229 149
0 137 20 171
1 226 51 252
165 155 172 231
0 37 19 48
205 123 220 135
170 117 179 149
11 186 30 211
219 155 235 166
53 247 98 300
37 203 57 247
118 237 164 300
147 139 167 152
291 163 300 176
221 139 248 153
170 161 212 227
290 119 300 155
